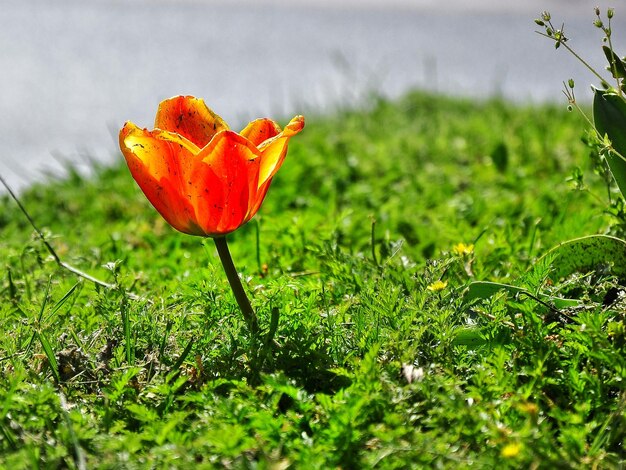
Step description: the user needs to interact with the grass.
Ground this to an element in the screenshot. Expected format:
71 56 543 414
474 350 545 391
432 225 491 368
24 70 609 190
0 91 625 468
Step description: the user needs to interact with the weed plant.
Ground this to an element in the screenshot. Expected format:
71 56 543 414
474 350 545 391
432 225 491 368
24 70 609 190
0 91 624 468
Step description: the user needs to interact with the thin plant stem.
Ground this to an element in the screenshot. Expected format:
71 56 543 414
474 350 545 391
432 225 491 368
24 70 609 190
370 217 379 266
214 236 259 336
603 15 623 98
535 31 607 85
0 174 145 301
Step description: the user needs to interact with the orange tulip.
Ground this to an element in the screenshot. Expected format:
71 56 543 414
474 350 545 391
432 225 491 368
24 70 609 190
119 95 304 237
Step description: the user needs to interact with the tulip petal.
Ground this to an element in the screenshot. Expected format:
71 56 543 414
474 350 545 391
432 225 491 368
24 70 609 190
245 116 304 216
257 115 304 186
240 118 281 147
119 122 205 235
154 95 229 148
121 97 303 238
184 162 225 236
194 130 261 235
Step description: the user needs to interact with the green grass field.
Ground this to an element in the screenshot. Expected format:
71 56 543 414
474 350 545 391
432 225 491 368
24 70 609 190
1 91 624 468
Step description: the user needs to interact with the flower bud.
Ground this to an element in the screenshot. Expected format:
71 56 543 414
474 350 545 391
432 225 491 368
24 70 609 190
568 79 575 89
608 8 614 19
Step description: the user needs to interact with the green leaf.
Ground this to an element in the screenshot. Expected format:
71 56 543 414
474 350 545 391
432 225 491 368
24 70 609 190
37 331 60 383
452 327 488 346
465 281 526 300
538 235 626 280
602 45 626 79
48 282 81 317
464 281 580 309
490 142 508 173
592 89 626 199
172 338 195 372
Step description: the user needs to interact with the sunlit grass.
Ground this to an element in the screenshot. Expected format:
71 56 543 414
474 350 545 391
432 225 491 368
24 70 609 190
0 91 624 468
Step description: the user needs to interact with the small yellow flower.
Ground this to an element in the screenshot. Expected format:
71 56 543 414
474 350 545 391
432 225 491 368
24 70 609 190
501 442 522 458
453 242 474 256
427 280 448 292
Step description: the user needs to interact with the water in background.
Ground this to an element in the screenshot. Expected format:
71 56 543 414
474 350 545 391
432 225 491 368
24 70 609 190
0 0 623 190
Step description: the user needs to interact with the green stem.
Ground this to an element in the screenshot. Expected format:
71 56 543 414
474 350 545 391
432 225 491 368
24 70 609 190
560 41 607 86
535 31 607 85
214 236 259 335
0 174 145 301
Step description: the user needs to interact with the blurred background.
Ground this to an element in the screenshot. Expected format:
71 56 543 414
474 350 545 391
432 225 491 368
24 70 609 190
0 0 623 190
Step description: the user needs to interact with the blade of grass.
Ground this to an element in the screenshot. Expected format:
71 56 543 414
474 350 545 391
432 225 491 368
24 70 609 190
120 295 133 364
38 331 60 383
0 173 146 302
34 279 61 382
171 338 195 373
58 391 87 470
44 281 81 324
